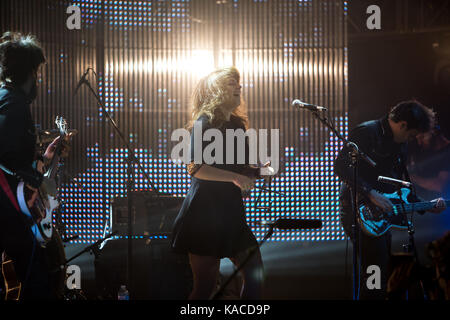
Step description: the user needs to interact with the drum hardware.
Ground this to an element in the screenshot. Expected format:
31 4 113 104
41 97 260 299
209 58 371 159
36 128 78 145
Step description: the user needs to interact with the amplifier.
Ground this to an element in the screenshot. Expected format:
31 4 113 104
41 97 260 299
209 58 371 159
106 191 184 236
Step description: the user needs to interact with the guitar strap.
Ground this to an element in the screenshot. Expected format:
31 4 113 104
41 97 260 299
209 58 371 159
0 169 20 213
398 149 411 182
398 149 424 206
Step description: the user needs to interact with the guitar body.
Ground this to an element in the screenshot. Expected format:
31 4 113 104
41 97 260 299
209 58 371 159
355 187 448 237
358 188 413 237
16 177 59 246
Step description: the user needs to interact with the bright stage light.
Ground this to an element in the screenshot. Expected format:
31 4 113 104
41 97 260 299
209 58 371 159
105 49 216 79
104 49 327 80
178 50 216 78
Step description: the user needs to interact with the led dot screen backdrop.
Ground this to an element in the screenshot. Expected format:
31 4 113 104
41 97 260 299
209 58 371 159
1 0 348 243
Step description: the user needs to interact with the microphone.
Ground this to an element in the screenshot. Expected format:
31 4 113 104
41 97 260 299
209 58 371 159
292 99 328 111
261 218 322 230
378 176 412 188
73 68 90 96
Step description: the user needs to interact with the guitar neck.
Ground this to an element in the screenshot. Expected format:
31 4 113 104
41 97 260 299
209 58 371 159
46 135 64 179
395 200 450 214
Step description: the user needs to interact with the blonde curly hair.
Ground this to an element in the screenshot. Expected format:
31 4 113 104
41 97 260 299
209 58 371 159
187 66 248 130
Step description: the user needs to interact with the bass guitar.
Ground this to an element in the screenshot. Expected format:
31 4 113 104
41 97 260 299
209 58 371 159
16 116 68 247
358 187 449 237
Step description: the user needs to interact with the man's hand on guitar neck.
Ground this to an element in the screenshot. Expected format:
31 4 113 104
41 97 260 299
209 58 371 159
429 198 447 214
43 132 74 163
368 189 394 213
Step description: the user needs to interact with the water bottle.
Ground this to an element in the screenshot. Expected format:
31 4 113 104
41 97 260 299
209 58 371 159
117 285 129 300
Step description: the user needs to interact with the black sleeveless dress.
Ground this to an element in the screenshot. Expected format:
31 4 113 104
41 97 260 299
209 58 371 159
170 115 258 258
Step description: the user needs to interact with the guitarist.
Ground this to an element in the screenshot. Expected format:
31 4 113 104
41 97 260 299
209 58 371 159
0 32 68 300
334 100 447 299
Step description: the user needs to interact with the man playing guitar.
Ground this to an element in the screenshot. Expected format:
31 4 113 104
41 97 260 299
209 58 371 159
334 100 447 299
0 31 70 300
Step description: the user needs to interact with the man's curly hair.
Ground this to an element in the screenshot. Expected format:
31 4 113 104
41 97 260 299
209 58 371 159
0 31 46 85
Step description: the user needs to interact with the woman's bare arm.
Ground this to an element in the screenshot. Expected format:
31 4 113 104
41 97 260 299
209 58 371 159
193 164 255 190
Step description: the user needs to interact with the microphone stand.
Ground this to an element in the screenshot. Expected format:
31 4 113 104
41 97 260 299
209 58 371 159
77 70 161 299
306 109 376 300
50 232 117 275
64 232 117 266
398 184 428 299
211 219 322 300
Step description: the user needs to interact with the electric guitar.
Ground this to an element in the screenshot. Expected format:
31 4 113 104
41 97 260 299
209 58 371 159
16 116 68 247
358 187 449 237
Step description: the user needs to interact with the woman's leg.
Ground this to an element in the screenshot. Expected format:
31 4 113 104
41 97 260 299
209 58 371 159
188 253 220 300
230 247 264 300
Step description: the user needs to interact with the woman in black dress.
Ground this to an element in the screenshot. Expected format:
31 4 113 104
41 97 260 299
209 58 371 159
171 67 266 299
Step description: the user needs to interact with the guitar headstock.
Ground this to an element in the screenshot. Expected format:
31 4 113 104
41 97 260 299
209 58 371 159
55 116 68 137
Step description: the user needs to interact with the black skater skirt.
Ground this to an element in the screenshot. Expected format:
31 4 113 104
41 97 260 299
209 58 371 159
170 176 258 259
